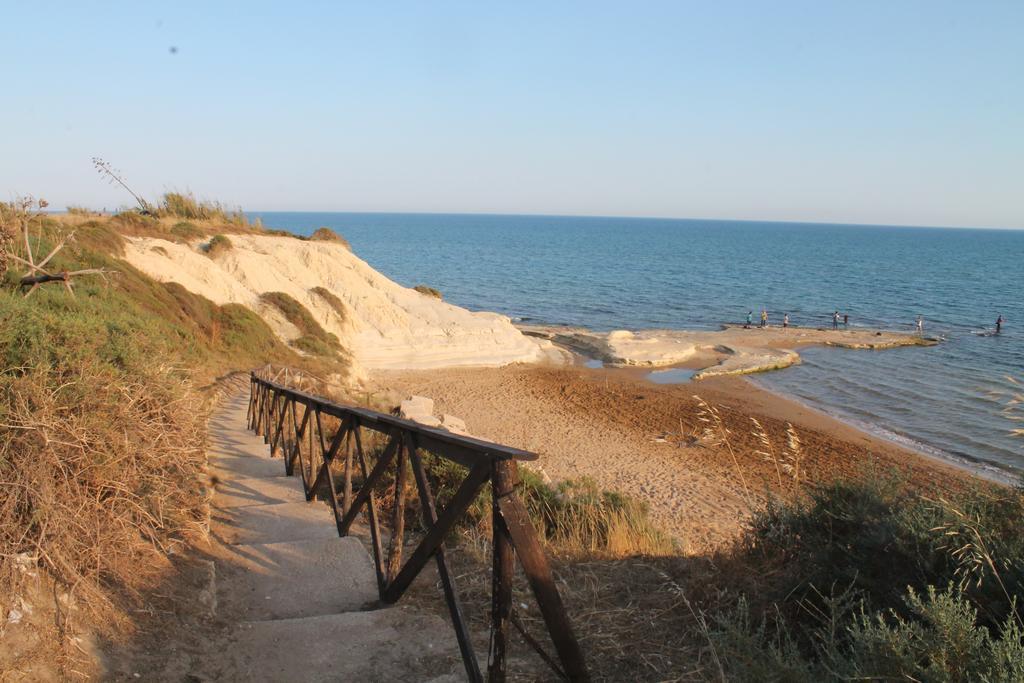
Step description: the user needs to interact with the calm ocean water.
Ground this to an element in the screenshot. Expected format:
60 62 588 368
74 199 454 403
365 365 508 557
252 212 1024 476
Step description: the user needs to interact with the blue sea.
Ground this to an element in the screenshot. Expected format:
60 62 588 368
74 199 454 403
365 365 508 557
252 212 1024 477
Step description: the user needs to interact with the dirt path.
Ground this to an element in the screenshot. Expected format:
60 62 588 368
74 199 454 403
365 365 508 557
102 393 462 682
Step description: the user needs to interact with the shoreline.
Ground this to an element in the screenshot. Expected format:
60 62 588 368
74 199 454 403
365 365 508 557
745 375 1019 486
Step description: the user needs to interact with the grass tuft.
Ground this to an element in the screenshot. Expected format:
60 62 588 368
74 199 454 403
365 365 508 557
204 234 233 258
308 227 350 249
413 284 443 299
156 192 248 225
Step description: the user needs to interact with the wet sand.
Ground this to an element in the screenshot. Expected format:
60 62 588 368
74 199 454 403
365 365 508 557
370 363 974 554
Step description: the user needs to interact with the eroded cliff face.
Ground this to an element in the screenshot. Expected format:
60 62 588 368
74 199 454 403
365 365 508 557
123 234 554 375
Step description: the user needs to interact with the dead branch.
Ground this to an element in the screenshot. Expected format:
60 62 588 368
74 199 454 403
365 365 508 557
2 197 117 298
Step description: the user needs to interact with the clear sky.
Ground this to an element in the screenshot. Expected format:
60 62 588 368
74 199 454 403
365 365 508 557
2 1 1022 228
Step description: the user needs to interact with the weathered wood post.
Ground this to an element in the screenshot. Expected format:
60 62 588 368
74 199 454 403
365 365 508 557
488 459 516 681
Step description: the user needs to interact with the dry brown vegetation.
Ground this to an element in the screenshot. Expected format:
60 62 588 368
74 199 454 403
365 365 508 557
414 284 443 299
309 226 351 249
0 207 357 677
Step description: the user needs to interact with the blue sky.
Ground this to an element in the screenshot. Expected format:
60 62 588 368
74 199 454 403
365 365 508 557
2 1 1021 228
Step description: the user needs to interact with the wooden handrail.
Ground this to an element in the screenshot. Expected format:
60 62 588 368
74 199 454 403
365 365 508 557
247 370 589 683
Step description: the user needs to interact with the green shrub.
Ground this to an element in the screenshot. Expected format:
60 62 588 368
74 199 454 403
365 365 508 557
415 455 672 557
414 284 442 299
205 234 233 258
702 479 1024 681
843 586 1024 682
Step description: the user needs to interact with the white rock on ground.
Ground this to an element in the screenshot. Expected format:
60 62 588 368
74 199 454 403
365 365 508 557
122 234 554 376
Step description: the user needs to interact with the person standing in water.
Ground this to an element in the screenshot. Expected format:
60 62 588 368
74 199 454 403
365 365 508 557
761 309 768 328
783 313 789 328
916 315 924 335
996 314 1004 334
843 313 849 327
832 311 839 329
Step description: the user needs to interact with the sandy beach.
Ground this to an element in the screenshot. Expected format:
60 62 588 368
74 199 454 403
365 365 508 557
371 362 973 553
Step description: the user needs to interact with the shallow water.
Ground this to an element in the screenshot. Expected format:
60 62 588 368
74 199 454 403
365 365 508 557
252 212 1024 474
646 367 697 384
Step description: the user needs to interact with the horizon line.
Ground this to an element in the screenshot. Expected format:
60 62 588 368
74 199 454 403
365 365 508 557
241 208 1024 233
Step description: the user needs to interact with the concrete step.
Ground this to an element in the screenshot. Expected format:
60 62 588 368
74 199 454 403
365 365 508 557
222 610 460 683
210 454 287 479
219 537 379 620
206 425 277 458
213 475 307 509
216 501 340 545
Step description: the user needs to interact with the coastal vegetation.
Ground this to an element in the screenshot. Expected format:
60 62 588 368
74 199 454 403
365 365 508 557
0 205 361 674
258 290 343 358
414 284 443 299
310 285 348 321
204 233 233 258
309 226 351 249
695 477 1024 681
155 191 249 225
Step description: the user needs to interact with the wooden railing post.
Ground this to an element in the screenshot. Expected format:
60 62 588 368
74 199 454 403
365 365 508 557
488 459 516 682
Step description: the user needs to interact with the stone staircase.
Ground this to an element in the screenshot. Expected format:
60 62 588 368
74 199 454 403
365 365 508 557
199 393 462 682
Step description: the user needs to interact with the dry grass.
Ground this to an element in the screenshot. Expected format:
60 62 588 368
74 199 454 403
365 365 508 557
309 227 351 249
414 284 443 299
0 363 207 620
155 192 248 225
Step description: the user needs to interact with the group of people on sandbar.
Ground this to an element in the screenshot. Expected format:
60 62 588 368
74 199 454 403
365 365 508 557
743 309 845 330
742 310 1006 336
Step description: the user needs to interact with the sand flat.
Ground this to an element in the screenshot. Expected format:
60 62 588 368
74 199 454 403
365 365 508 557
520 323 935 377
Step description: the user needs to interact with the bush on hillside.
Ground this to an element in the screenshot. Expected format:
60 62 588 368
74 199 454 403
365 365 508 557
170 221 204 242
700 478 1024 681
414 284 442 299
404 455 672 557
204 234 233 258
309 227 351 250
259 291 342 358
310 286 347 321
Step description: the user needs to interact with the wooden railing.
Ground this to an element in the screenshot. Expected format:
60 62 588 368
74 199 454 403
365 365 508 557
248 370 589 682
